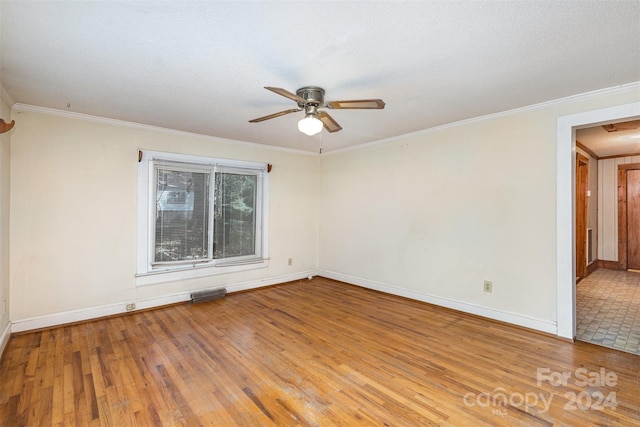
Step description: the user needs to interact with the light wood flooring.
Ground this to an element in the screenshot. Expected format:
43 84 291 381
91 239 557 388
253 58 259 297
1 277 639 426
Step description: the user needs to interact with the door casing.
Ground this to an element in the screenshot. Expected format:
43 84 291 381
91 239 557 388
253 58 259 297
575 154 589 279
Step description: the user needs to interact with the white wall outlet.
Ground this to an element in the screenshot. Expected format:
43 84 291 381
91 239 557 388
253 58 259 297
126 303 136 312
288 258 293 266
483 280 493 293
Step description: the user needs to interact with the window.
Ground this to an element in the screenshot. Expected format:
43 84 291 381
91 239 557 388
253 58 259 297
137 151 268 285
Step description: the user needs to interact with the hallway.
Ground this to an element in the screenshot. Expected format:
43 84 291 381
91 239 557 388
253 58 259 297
577 268 640 355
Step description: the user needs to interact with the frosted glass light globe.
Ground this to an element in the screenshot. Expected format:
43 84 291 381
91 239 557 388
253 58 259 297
298 115 323 136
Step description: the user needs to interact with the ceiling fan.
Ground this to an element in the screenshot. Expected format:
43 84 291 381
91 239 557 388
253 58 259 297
249 86 385 136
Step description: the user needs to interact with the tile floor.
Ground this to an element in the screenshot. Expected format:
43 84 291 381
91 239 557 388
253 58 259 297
576 268 640 355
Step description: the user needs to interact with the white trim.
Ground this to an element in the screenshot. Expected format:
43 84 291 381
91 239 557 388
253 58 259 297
12 84 639 158
136 150 270 284
11 103 317 156
0 84 15 107
135 260 269 286
556 102 640 339
11 271 317 333
11 293 190 333
320 270 556 335
324 82 640 156
0 322 10 360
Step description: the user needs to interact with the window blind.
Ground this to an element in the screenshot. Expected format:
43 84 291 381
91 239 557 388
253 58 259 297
152 160 212 265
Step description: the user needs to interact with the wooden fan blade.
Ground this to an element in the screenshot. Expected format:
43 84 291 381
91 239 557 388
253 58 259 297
249 108 301 123
317 111 342 133
0 119 15 134
327 99 385 109
264 87 307 103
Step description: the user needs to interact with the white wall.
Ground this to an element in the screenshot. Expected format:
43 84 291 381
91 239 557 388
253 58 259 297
319 86 640 333
0 91 11 349
5 84 640 335
9 109 319 329
598 155 640 261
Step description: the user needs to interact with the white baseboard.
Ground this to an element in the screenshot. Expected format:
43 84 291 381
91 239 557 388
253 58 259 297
11 293 192 333
0 321 10 360
319 270 557 335
11 270 318 333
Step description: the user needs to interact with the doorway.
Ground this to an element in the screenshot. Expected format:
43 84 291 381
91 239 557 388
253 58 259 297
573 141 640 354
556 101 640 340
575 128 640 354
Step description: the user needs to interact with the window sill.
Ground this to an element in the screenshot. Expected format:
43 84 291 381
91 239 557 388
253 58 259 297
135 259 269 287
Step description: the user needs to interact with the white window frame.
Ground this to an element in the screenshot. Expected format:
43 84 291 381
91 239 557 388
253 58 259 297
136 150 269 286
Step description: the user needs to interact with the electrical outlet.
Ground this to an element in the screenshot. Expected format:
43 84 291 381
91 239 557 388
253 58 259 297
288 258 293 266
126 303 136 312
483 280 493 293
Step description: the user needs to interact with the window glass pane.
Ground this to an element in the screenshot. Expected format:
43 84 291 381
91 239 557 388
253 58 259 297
154 165 210 263
214 172 257 259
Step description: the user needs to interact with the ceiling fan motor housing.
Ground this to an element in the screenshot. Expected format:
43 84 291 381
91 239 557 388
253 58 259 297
296 86 325 108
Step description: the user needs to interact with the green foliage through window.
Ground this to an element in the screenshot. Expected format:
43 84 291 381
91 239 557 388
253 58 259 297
213 173 257 259
152 162 262 266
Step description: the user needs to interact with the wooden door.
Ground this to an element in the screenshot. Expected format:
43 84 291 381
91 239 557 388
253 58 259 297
618 163 640 270
628 169 640 269
575 154 589 279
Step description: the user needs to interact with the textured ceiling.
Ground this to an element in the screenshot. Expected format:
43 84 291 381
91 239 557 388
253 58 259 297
1 1 639 153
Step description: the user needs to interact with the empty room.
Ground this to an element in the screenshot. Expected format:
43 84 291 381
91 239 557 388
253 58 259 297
1 1 639 426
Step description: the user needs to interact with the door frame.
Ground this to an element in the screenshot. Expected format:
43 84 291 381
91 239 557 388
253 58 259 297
556 101 640 340
618 163 640 270
575 153 589 280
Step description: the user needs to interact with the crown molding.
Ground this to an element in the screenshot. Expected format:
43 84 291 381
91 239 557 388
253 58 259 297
11 103 318 157
10 82 639 157
324 81 640 156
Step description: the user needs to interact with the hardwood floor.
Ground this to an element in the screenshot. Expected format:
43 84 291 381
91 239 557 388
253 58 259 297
1 277 639 426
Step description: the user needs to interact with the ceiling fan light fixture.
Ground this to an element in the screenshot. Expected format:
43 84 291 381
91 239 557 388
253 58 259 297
249 86 384 135
298 114 323 136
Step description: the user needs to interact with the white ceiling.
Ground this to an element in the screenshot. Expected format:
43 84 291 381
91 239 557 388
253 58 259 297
1 1 639 153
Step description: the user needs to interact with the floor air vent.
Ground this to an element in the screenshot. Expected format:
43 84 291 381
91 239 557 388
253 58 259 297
191 288 227 303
